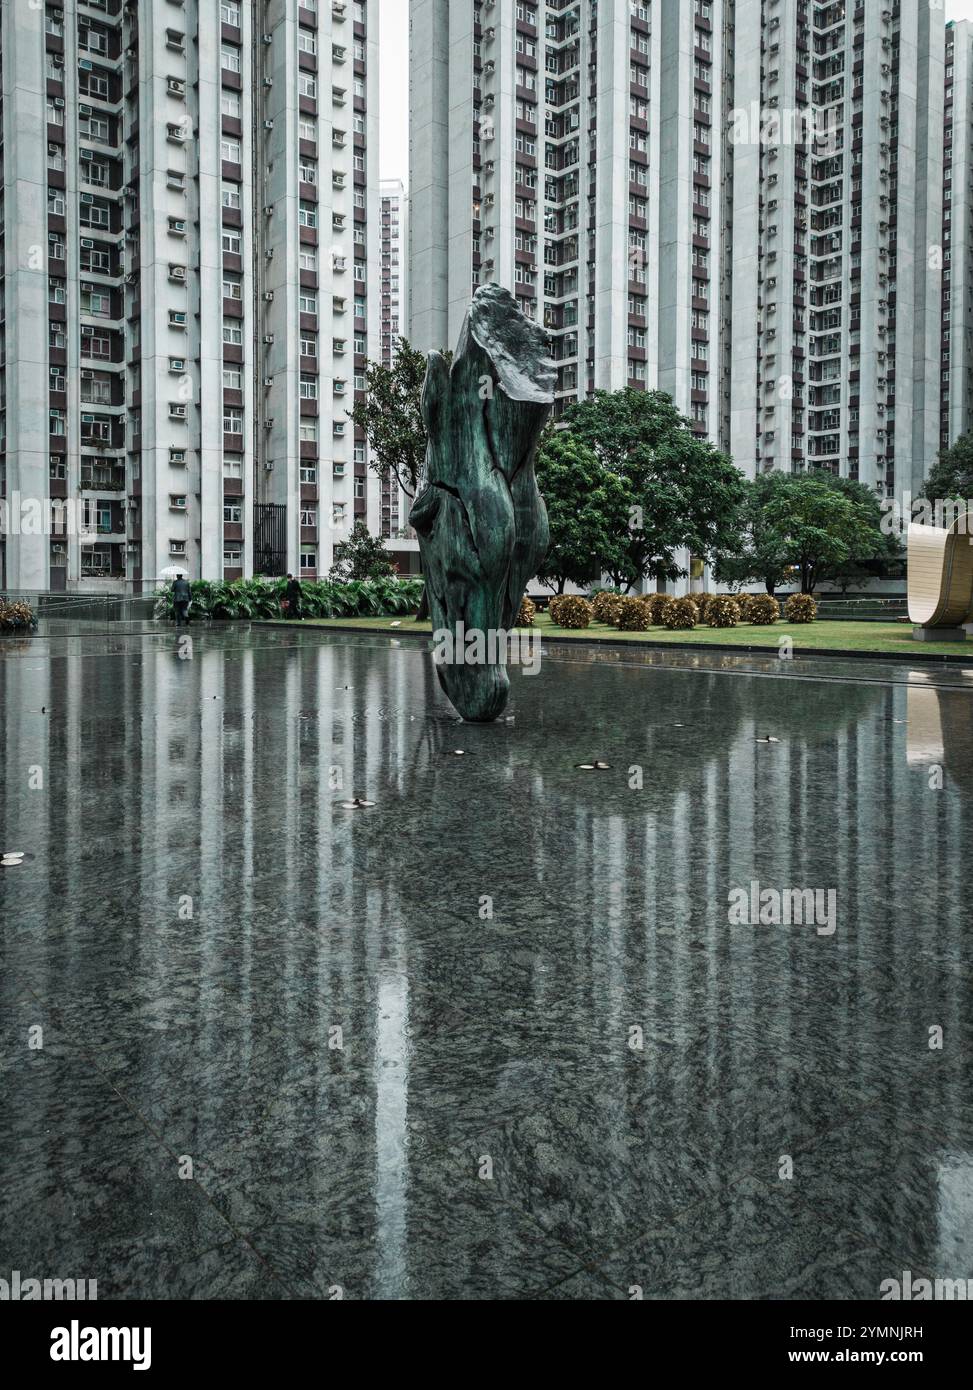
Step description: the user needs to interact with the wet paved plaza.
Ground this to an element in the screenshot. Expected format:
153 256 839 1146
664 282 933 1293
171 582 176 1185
1 624 972 1299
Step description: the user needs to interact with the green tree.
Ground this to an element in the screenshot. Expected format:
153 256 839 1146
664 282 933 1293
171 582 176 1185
716 470 890 595
329 522 396 581
534 430 633 593
920 433 973 506
347 338 451 507
347 338 451 618
713 472 798 596
557 389 747 589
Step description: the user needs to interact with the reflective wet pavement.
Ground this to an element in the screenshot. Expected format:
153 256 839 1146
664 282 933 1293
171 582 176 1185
1 625 971 1299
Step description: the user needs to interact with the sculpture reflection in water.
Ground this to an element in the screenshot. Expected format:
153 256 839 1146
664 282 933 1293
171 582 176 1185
410 285 556 723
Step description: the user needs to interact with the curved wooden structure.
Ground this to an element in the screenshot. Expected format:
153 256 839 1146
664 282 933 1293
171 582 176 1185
907 518 973 629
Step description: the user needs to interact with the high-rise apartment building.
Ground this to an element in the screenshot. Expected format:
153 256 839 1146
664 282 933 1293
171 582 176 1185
409 0 953 505
940 19 973 454
0 0 382 594
377 176 408 541
729 0 944 499
409 0 728 429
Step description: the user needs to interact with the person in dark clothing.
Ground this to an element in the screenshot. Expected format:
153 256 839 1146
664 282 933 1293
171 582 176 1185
285 573 303 620
172 575 192 627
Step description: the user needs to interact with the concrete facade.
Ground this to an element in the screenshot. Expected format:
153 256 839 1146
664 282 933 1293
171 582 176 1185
0 0 383 593
408 0 956 508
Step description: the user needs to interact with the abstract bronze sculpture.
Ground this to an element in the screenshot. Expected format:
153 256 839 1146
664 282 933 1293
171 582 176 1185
410 285 556 720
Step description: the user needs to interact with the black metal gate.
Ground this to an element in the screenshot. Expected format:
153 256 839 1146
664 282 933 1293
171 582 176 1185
253 504 287 577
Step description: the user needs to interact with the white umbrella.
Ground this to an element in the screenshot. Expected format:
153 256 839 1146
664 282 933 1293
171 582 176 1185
159 566 188 581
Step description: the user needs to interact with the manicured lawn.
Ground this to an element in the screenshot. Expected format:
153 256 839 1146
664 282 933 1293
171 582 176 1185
273 611 973 659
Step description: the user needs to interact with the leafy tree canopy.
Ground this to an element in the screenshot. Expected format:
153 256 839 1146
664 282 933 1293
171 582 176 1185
329 521 396 582
534 430 633 592
557 389 747 587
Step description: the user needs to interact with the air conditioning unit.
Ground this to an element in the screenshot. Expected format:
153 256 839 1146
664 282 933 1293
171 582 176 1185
81 237 94 250
264 418 274 429
263 119 274 130
167 78 186 96
263 204 274 216
263 334 275 344
170 358 186 372
169 265 187 281
81 369 94 380
263 290 274 302
263 376 274 387
265 248 275 259
262 33 273 44
263 77 274 88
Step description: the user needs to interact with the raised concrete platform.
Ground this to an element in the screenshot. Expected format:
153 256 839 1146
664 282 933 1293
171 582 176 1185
913 625 968 642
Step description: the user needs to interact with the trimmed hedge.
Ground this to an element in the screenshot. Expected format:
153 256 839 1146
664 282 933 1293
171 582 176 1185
706 596 741 628
747 594 781 626
549 595 593 629
617 595 651 632
784 593 818 624
0 600 37 633
648 593 674 625
154 576 425 622
591 590 625 625
663 596 699 630
516 596 536 627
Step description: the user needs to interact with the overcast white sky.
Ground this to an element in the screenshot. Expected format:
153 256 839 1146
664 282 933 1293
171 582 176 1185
379 0 973 187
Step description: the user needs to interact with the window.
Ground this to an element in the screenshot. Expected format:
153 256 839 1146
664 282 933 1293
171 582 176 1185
223 323 243 346
221 44 241 73
299 202 317 229
221 138 242 164
224 455 243 478
300 547 317 570
299 248 318 272
300 375 318 399
223 409 244 434
220 1 241 24
300 464 318 484
224 547 243 568
222 229 242 255
300 421 318 443
299 117 317 143
224 503 243 524
222 273 243 300
300 334 317 357
300 160 318 185
298 29 317 55
221 181 241 210
80 284 112 318
221 89 242 118
300 506 317 527
299 291 318 316
223 367 243 390
299 74 317 99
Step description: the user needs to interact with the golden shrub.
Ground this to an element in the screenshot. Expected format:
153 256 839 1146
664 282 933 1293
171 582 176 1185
747 594 781 625
591 591 625 625
617 595 651 631
517 596 536 627
784 593 818 624
706 596 741 628
647 593 674 625
663 596 699 630
549 595 593 629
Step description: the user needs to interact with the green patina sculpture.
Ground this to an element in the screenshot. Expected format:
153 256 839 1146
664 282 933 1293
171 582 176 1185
410 285 556 722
